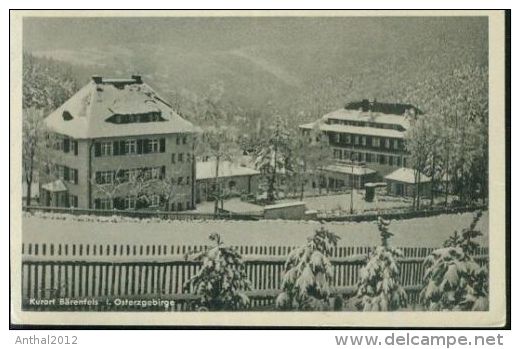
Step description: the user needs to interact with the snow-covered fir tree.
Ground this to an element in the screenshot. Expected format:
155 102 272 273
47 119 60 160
353 217 408 311
419 211 488 311
184 233 251 311
276 226 340 310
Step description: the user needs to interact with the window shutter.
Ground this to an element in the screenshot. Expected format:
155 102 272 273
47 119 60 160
74 169 79 184
94 142 101 157
73 141 78 155
63 138 70 153
137 139 143 154
160 138 165 153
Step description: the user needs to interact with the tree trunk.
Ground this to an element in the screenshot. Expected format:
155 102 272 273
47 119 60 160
213 156 220 216
268 148 277 202
417 170 421 210
444 148 450 208
430 155 436 206
25 178 32 207
412 169 417 210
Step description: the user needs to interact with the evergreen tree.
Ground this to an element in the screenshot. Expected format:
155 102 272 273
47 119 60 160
353 217 408 311
184 233 251 311
276 227 340 310
420 211 488 311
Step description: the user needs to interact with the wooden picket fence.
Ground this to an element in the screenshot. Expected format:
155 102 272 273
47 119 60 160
21 242 489 311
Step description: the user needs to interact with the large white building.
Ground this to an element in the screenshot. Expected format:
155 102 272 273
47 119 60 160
299 99 422 191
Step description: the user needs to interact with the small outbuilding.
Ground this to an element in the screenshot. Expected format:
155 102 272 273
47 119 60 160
196 160 261 202
384 167 431 197
322 163 377 190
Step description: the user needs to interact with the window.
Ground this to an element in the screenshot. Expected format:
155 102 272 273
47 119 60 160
397 157 402 166
176 136 180 145
389 156 394 166
354 136 360 145
177 202 183 211
379 155 386 165
149 194 160 207
68 168 77 184
101 142 112 156
186 201 191 210
124 197 136 210
68 194 78 208
366 153 372 163
97 198 112 210
128 169 139 182
171 153 176 163
385 138 390 149
178 153 184 162
58 166 65 180
393 139 399 150
96 171 113 184
125 139 137 154
54 138 64 151
403 157 408 167
186 176 190 185
149 139 159 153
177 177 183 185
182 136 187 144
150 167 160 180
361 136 366 146
372 137 380 147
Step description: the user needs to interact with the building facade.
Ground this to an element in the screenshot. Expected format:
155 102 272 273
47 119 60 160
300 100 422 192
195 160 261 202
40 75 198 211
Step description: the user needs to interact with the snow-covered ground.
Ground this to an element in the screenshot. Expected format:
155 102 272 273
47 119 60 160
22 211 488 248
279 191 412 213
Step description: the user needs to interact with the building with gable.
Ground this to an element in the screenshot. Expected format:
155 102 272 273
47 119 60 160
40 75 198 211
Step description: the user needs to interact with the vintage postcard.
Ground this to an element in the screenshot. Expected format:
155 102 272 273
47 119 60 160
10 10 508 327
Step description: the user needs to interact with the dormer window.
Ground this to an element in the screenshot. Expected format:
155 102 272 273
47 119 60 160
106 112 166 124
62 111 73 121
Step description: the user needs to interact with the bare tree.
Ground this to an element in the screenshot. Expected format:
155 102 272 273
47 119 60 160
22 108 57 206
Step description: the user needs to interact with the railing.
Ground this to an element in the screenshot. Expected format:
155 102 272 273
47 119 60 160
21 243 488 311
23 204 487 224
318 204 488 222
23 205 262 221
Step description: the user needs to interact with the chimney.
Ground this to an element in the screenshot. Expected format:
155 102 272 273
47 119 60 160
131 75 142 84
91 75 102 84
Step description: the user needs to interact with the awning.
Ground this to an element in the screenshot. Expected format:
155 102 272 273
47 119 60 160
41 179 68 192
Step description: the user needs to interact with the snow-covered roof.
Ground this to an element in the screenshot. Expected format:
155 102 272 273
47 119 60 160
196 160 260 181
384 167 431 184
264 201 306 210
44 77 198 139
323 108 411 130
299 121 406 139
41 179 68 192
324 164 377 176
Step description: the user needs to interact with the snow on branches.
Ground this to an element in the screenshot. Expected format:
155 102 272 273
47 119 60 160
276 226 340 310
419 211 488 311
353 217 408 311
184 233 251 311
